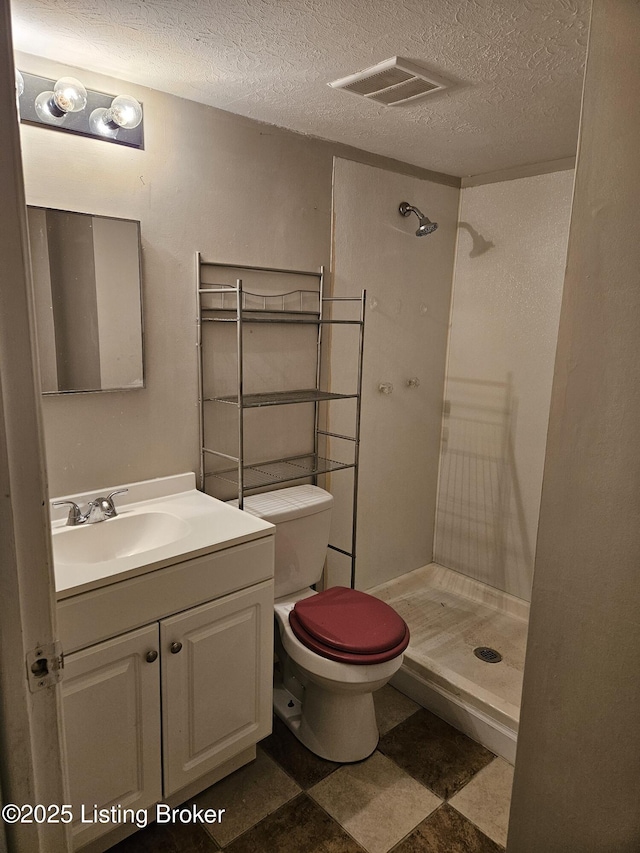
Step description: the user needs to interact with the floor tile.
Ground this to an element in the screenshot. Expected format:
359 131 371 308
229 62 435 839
378 709 495 799
309 750 441 853
224 793 365 852
448 758 514 847
373 684 420 736
193 749 300 846
108 820 219 852
260 714 341 788
392 804 504 852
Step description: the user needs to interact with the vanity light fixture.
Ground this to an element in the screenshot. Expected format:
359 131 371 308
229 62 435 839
17 70 144 149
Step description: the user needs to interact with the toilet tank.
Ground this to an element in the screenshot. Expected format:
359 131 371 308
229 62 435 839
236 486 333 598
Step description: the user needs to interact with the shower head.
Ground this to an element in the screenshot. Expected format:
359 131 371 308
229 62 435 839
399 201 439 237
416 219 438 237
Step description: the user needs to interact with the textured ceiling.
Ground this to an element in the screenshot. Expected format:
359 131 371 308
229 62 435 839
10 0 590 176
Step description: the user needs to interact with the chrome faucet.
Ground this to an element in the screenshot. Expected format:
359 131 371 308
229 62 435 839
53 489 129 526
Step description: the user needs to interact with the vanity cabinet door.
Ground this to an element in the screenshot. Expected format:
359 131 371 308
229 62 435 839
62 624 162 849
161 580 273 797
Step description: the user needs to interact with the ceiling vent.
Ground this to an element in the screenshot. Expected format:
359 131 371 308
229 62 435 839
328 57 450 106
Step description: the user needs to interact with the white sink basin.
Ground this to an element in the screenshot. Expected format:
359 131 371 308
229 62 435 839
51 473 274 599
52 511 191 565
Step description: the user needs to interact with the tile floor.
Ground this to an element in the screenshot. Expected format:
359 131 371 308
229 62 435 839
110 685 514 853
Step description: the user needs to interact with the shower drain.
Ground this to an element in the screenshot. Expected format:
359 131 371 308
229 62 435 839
473 646 503 664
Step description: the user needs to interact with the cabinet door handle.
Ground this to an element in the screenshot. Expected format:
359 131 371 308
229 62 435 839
145 650 158 663
170 641 183 655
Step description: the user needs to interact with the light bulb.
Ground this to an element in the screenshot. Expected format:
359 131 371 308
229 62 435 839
89 95 142 139
52 77 87 113
15 69 24 115
105 95 143 129
34 90 66 125
89 108 119 138
34 76 87 125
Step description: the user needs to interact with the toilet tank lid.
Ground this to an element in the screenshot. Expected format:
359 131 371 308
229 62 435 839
229 485 333 524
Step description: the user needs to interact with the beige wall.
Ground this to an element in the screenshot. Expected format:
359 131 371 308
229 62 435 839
508 1 640 849
330 159 459 590
435 171 574 600
16 52 457 498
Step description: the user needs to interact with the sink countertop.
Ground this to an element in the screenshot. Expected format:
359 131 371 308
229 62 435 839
52 473 274 600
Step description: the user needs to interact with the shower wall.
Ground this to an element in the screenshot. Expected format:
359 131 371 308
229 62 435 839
329 158 459 592
434 170 574 601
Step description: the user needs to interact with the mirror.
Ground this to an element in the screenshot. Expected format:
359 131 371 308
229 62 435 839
27 206 144 393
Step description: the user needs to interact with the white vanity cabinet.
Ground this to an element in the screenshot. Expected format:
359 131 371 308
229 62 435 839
161 582 272 796
57 532 274 852
62 625 163 850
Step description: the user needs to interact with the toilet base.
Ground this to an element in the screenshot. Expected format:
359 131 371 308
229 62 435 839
273 674 379 763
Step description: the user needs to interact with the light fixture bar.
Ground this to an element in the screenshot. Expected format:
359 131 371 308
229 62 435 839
17 71 144 150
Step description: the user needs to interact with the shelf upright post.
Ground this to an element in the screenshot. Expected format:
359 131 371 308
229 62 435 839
236 278 245 509
196 252 206 491
350 289 367 589
313 266 325 481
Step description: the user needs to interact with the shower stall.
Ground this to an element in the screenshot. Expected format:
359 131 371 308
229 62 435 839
330 157 575 762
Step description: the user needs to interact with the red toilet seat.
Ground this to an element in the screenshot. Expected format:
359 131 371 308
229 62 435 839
289 587 410 664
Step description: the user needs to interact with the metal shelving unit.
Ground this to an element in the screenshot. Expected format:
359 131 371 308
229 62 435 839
196 254 365 588
208 389 358 407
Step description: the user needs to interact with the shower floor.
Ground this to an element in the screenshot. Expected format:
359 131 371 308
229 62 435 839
369 562 529 763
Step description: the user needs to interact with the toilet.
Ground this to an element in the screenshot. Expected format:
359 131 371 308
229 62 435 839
237 485 410 763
